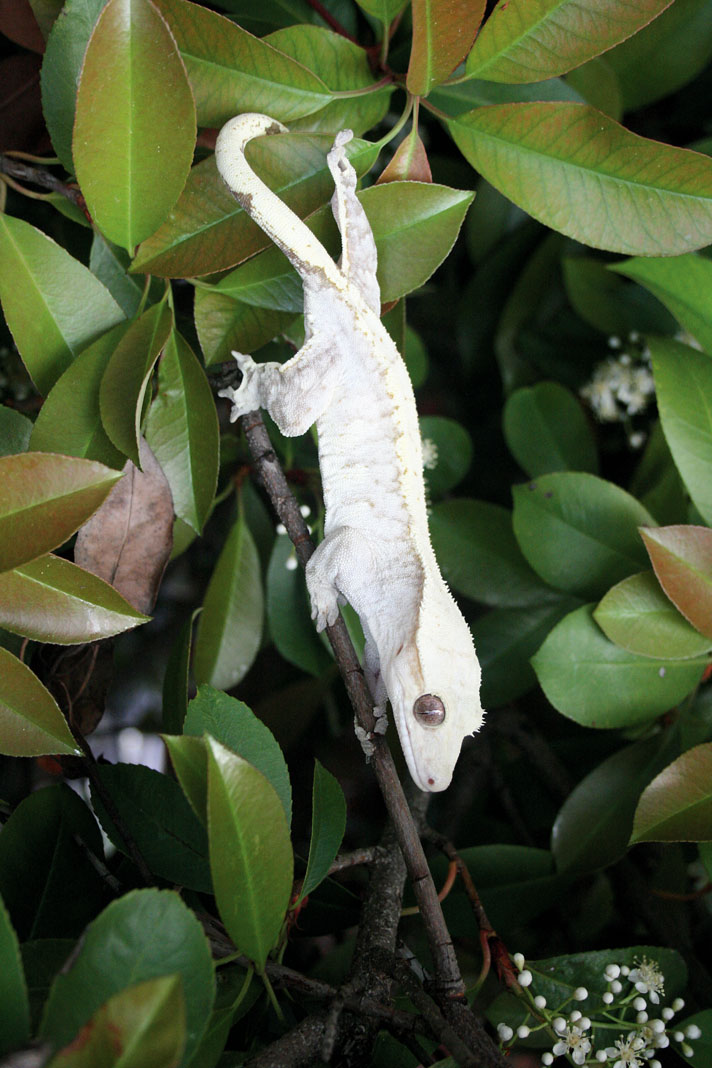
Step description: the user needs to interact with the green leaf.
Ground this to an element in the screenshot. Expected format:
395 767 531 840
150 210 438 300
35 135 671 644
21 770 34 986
144 333 219 533
40 0 106 171
605 0 712 111
594 570 712 659
0 786 105 940
0 554 148 644
552 731 681 873
640 525 712 640
0 407 32 457
162 611 197 734
90 233 149 318
208 246 304 313
73 0 196 251
355 0 406 21
465 0 673 84
152 0 331 128
206 737 293 971
266 533 332 677
419 416 472 497
0 215 125 395
430 498 552 607
448 102 712 255
47 975 185 1068
90 764 212 892
631 420 689 526
132 135 377 277
100 301 173 467
0 894 30 1055
162 734 208 824
562 256 676 337
503 382 598 477
265 24 391 135
472 597 580 707
195 291 295 367
0 452 121 573
299 760 346 901
0 649 79 757
29 323 129 467
675 1009 712 1067
193 510 264 691
563 55 623 120
407 0 485 96
532 604 705 728
611 253 712 355
631 743 712 842
512 472 653 600
184 685 291 826
431 73 583 118
41 889 214 1067
650 336 712 525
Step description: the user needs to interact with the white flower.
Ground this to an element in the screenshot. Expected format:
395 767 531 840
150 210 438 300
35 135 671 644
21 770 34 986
421 437 438 470
606 1032 646 1067
552 1025 592 1065
628 958 665 1005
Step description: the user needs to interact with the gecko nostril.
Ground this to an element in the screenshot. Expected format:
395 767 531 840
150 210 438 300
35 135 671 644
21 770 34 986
413 694 445 727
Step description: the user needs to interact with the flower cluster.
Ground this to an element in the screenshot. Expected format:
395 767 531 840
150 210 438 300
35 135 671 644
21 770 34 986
579 333 655 447
494 953 702 1066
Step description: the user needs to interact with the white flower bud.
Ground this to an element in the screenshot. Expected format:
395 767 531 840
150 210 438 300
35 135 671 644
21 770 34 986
602 992 614 1005
682 1044 694 1057
650 1061 662 1068
674 1031 685 1042
580 1017 591 1031
299 505 311 517
570 1010 582 1022
513 952 525 971
497 1023 513 1042
651 1019 665 1033
662 1007 674 1021
542 1055 553 1066
621 965 630 976
534 995 547 1010
637 1011 648 1023
605 964 621 980
686 1024 701 1040
553 1017 567 1034
633 997 647 1011
672 998 685 1012
518 970 533 987
596 1053 608 1063
517 1025 530 1039
574 987 588 1001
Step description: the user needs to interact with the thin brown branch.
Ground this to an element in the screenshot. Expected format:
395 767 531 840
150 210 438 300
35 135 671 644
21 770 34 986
0 154 84 207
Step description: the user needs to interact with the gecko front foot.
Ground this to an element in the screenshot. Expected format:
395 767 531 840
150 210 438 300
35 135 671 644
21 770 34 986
353 705 388 763
218 351 262 422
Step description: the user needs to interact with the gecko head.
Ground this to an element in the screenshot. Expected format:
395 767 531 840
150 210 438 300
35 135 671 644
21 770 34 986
383 587 484 792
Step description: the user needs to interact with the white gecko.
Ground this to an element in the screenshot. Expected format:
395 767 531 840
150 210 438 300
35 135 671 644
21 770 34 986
215 113 483 791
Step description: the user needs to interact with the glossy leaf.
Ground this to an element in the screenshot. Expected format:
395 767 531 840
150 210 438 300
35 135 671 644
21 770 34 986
29 323 129 468
90 763 211 892
562 256 675 337
563 55 623 119
193 511 263 691
265 24 391 135
472 596 580 708
41 889 214 1067
0 554 148 644
0 894 30 1055
132 135 377 277
0 786 105 940
162 611 197 734
208 246 303 313
552 731 681 873
432 72 583 117
650 337 712 525
207 737 293 971
145 333 219 533
640 525 712 640
266 533 332 677
465 0 673 83
448 102 712 255
0 648 79 757
74 441 174 615
631 743 712 842
90 233 148 317
40 0 106 170
73 0 196 250
47 975 185 1068
631 421 689 527
299 760 347 902
605 0 712 111
611 253 712 355
195 290 295 367
429 498 554 607
595 571 712 660
0 407 32 457
512 472 653 600
184 685 291 826
99 302 173 467
162 734 208 823
355 0 406 21
419 416 472 496
0 215 125 395
532 604 705 728
377 126 433 184
675 1009 712 1067
503 382 598 477
407 0 485 95
0 452 121 574
152 0 330 127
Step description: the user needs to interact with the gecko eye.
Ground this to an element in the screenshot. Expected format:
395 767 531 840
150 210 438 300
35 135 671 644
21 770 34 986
413 694 445 727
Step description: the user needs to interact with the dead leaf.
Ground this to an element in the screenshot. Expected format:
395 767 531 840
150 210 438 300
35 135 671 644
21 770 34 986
75 439 174 614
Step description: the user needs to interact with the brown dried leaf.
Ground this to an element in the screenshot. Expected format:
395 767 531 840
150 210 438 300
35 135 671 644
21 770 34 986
74 439 173 614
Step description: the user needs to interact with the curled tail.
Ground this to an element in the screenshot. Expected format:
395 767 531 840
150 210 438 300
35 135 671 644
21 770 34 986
214 113 340 281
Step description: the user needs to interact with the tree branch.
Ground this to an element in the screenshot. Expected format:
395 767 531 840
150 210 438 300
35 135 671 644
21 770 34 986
0 154 84 206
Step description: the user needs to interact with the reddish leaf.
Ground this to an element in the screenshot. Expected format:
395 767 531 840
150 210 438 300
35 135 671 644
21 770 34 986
74 440 174 614
408 0 485 95
631 743 712 843
0 0 44 52
0 648 80 757
640 525 712 640
377 127 433 183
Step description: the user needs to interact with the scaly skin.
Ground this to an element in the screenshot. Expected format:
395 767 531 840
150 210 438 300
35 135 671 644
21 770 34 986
215 113 483 791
